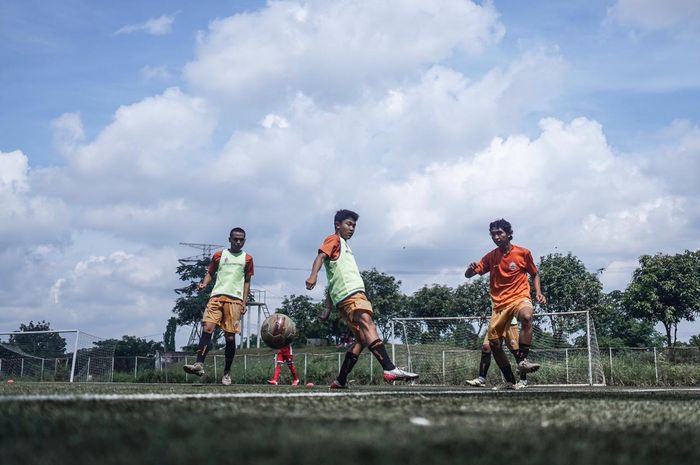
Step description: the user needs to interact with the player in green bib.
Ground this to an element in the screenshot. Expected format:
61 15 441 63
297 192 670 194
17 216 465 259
306 209 418 388
183 227 254 385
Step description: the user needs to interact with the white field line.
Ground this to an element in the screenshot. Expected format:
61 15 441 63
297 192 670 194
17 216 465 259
0 390 492 403
2 386 700 403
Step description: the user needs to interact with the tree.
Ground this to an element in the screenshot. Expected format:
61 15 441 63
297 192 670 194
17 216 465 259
625 250 700 347
7 321 67 357
689 334 700 347
594 290 662 347
361 268 407 340
537 252 604 342
94 335 163 356
406 284 457 343
172 258 211 326
454 277 491 337
163 317 177 352
278 295 338 345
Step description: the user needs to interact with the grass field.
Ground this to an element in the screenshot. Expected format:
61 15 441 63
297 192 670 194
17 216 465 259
1 382 699 465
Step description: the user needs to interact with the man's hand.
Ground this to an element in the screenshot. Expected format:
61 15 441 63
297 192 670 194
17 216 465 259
464 262 478 278
197 281 206 291
305 275 317 290
319 305 331 321
536 292 547 305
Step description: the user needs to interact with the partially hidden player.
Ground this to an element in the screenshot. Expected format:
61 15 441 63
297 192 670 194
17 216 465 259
466 316 529 389
465 219 546 390
305 209 418 389
267 344 300 386
183 227 254 386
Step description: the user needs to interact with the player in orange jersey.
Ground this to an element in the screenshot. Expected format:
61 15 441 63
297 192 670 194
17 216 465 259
465 219 546 390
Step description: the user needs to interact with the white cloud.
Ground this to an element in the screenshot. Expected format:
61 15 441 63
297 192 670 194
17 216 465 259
184 0 505 110
0 150 72 251
115 13 178 36
0 150 29 194
51 112 84 157
366 117 687 259
53 88 214 180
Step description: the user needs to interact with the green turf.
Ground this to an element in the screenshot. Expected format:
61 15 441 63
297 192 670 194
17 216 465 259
1 383 699 465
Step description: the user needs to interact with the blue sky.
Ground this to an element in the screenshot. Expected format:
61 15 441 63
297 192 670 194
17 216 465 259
1 0 699 346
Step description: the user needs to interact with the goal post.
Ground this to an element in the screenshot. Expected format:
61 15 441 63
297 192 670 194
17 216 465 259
389 310 606 386
0 329 117 383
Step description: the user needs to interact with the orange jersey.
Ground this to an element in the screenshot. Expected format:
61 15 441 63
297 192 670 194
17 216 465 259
208 250 254 279
318 234 342 261
472 245 538 310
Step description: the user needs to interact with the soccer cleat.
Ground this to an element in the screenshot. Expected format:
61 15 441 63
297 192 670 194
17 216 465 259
183 362 205 377
329 380 348 389
221 373 232 386
267 379 278 385
492 382 515 391
291 379 300 386
466 377 486 388
383 367 419 382
517 359 541 374
515 380 528 390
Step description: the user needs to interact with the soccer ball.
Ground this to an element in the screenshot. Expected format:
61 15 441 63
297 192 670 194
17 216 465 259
261 313 297 349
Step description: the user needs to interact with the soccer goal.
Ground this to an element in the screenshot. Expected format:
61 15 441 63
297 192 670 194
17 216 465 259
389 310 606 386
0 329 117 382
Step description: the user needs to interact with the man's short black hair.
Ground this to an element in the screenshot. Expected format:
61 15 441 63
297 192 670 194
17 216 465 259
230 227 246 237
334 209 359 225
489 219 513 239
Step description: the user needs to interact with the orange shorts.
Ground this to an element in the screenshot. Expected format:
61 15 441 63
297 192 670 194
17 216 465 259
488 299 532 342
483 323 519 351
336 292 374 338
202 295 244 334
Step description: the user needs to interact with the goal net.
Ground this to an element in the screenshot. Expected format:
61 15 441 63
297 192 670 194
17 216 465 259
389 310 605 386
0 330 117 382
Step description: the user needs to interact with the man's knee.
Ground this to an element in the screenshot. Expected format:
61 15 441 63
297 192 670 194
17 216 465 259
482 342 491 353
518 307 533 326
489 339 503 352
356 311 375 330
202 322 216 334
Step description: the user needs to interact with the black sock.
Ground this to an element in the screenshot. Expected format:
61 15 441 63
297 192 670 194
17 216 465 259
196 332 213 363
498 363 516 384
337 352 359 385
517 344 531 363
479 351 491 378
368 339 396 371
511 348 527 380
224 338 236 372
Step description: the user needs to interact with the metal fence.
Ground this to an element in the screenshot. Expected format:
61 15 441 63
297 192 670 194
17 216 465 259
2 347 699 386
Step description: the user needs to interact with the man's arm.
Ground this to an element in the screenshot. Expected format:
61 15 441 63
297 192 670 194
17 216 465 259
198 272 214 290
242 276 251 314
305 252 327 290
464 262 480 278
319 293 333 321
532 272 546 305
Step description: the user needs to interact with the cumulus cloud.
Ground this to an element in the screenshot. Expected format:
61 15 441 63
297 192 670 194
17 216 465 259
0 150 71 251
115 13 178 36
184 0 505 112
52 88 214 181
365 117 685 258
